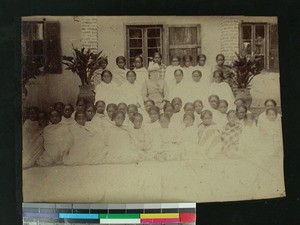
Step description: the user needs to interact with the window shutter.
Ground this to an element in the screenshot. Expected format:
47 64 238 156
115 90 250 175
269 24 279 72
44 22 62 74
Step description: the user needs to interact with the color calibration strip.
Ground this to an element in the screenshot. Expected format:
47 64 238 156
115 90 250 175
23 203 196 224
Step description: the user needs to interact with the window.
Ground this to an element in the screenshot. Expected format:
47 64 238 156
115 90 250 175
166 25 201 65
22 21 62 74
241 23 279 71
126 25 163 69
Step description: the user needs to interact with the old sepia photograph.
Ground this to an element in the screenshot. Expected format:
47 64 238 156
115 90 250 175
21 16 285 203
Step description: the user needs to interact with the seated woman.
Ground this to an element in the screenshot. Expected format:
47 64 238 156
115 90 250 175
91 57 109 86
236 105 248 126
95 70 118 104
169 69 188 103
257 99 281 127
155 113 182 161
129 113 152 154
221 110 243 158
104 110 147 164
36 109 72 166
60 104 76 126
142 64 169 110
100 103 118 129
182 55 195 83
63 111 106 166
198 110 223 159
209 70 235 109
187 70 209 105
133 55 148 89
193 100 204 126
171 97 184 125
139 99 155 124
23 111 48 169
118 70 144 108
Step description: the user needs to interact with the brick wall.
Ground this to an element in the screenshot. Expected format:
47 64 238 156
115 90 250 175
220 17 240 64
80 16 98 52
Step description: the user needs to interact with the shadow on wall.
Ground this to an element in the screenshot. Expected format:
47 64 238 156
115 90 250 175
24 71 81 110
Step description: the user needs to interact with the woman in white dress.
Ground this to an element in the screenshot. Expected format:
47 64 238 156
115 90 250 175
182 55 195 83
194 54 213 85
94 70 118 104
164 55 182 86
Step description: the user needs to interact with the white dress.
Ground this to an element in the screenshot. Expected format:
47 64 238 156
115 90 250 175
182 66 195 83
164 65 182 87
186 81 210 106
118 81 144 107
209 82 235 109
113 68 129 85
133 67 148 89
194 65 213 85
95 82 119 104
169 80 189 103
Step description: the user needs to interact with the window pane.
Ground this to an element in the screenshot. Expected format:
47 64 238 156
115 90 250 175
147 28 160 38
129 29 142 38
129 39 142 47
169 27 197 45
130 49 143 58
255 55 264 68
129 58 135 69
32 40 43 55
255 25 265 38
147 38 160 48
242 25 252 39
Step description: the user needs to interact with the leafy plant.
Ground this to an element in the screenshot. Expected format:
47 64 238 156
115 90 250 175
62 45 107 86
230 52 263 89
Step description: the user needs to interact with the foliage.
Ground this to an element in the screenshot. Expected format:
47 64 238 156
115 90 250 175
62 45 107 86
230 51 263 89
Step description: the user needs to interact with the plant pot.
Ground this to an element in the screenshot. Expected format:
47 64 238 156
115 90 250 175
78 84 95 105
235 88 252 108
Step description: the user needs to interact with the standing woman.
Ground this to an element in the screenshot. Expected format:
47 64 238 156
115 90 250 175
142 64 169 110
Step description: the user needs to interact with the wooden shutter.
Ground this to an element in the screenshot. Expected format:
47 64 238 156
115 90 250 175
44 22 62 74
269 24 279 71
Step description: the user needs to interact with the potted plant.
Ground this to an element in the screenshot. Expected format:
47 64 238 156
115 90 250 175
62 45 107 104
230 51 263 108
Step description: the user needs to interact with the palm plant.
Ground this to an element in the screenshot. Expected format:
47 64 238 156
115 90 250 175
231 51 263 89
62 45 107 86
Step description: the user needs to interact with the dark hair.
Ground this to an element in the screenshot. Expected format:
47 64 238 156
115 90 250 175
75 111 87 119
144 99 155 105
64 104 74 112
236 105 248 113
149 106 160 114
208 95 220 102
126 70 136 78
117 102 127 109
264 98 277 107
106 103 118 111
192 70 202 77
134 55 143 62
86 104 96 112
213 70 224 79
216 54 225 61
76 98 86 106
153 52 162 58
183 55 193 62
54 102 64 108
38 111 49 121
219 99 229 107
163 102 174 111
174 69 184 75
197 54 207 61
183 102 194 110
193 100 203 106
127 104 138 112
48 109 60 117
234 98 246 105
226 110 236 117
95 100 106 107
133 112 143 120
171 97 182 104
27 107 39 118
183 113 195 121
201 110 212 119
112 110 125 120
159 113 170 121
171 55 181 62
101 70 113 78
116 56 126 64
100 57 108 64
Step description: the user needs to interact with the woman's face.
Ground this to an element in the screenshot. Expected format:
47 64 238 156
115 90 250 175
172 100 182 113
265 101 276 110
198 56 206 66
171 57 180 66
117 59 126 69
127 72 136 84
133 116 143 129
237 107 247 120
134 58 143 69
216 55 225 67
96 102 105 114
76 114 86 126
49 111 61 124
100 61 107 69
192 71 201 83
202 114 212 126
184 58 192 67
174 70 183 83
209 97 219 109
107 107 115 120
145 102 154 112
114 113 125 126
102 72 112 84
159 116 170 128
194 102 203 114
153 54 162 64
86 107 96 121
149 110 159 122
227 112 237 125
184 104 195 115
213 72 222 83
127 107 138 122
183 115 194 127
267 110 277 121
164 106 174 118
218 102 228 114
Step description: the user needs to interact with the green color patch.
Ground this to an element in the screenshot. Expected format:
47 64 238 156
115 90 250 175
99 214 140 219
